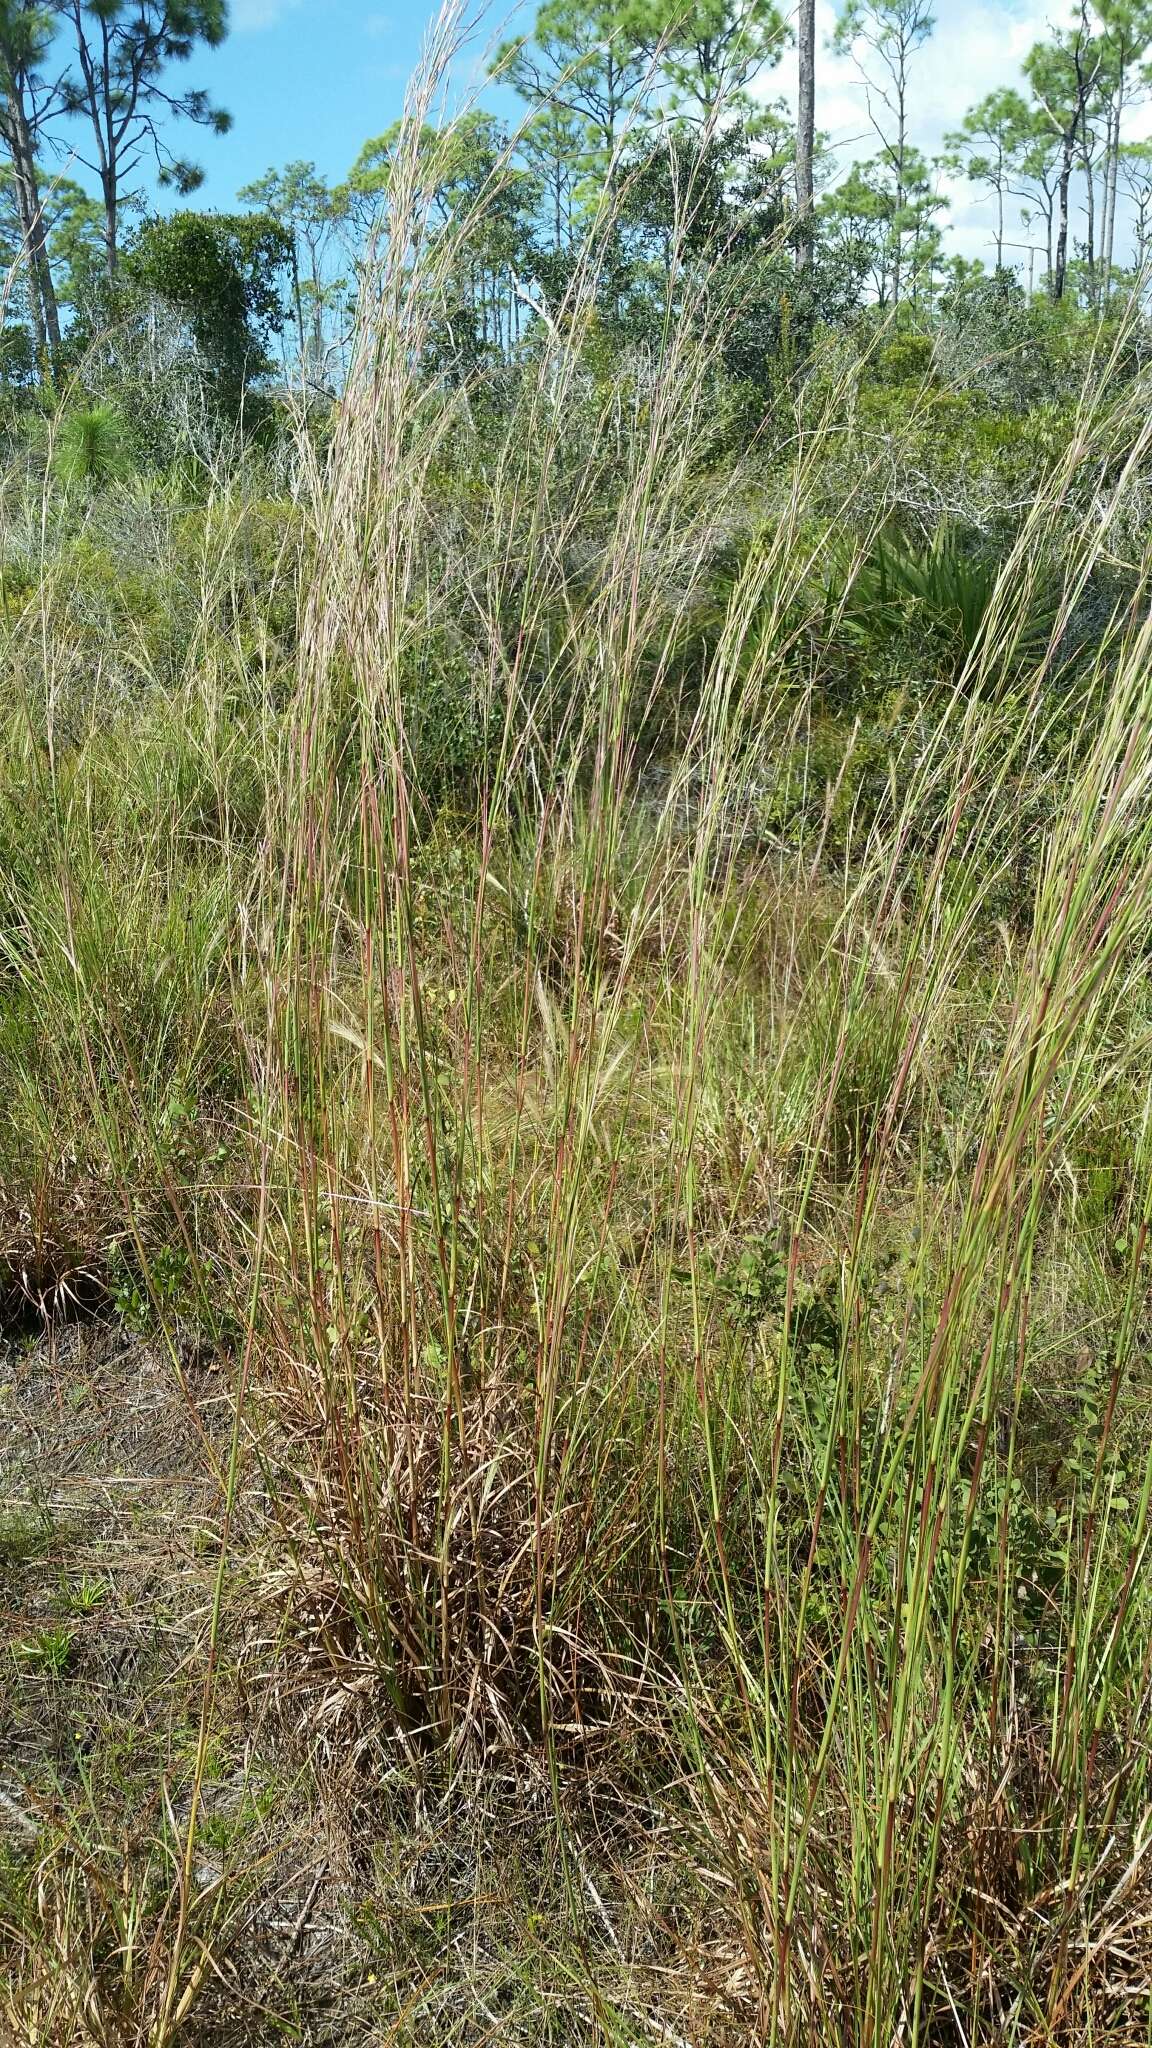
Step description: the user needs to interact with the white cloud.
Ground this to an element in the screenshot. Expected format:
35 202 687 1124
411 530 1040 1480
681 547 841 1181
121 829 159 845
231 0 302 29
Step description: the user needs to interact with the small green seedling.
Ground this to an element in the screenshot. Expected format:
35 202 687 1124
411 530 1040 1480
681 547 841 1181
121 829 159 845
12 1624 76 1675
61 1575 109 1616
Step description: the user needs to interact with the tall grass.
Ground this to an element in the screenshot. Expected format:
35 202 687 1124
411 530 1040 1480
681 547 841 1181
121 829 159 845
4 16 1152 2039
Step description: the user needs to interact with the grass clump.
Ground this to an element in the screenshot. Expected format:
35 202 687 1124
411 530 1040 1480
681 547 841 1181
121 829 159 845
0 1507 55 1567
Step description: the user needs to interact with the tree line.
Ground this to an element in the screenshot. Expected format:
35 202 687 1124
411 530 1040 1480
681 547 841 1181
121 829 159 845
0 0 1150 405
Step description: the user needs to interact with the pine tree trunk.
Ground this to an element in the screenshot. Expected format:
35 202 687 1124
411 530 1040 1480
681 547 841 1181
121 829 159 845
311 269 323 377
288 238 306 371
1085 152 1096 301
1103 88 1123 295
892 90 907 308
1053 138 1073 299
102 167 118 281
10 155 45 360
5 83 60 359
795 0 815 269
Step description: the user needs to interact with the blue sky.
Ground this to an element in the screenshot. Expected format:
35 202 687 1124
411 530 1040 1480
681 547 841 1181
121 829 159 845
188 1 441 206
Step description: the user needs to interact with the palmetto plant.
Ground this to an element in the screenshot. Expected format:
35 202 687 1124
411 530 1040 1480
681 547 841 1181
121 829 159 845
834 521 1059 677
